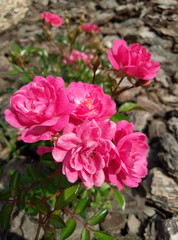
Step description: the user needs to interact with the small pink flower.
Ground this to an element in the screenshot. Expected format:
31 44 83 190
4 76 75 143
63 50 93 66
108 39 160 80
105 120 148 190
52 119 117 189
41 12 64 27
66 82 116 121
82 24 100 33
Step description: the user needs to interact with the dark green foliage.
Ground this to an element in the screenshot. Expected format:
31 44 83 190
55 185 81 209
119 102 146 112
60 218 76 240
87 209 108 226
74 197 89 214
0 202 14 230
44 227 56 240
113 189 125 210
49 214 66 229
94 231 116 240
81 228 90 240
9 170 21 196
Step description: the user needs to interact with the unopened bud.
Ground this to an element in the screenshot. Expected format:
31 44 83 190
80 15 85 23
142 80 151 87
135 79 151 87
65 18 69 25
91 55 100 72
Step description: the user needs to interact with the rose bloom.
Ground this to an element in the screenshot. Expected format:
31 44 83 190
41 12 64 27
63 50 93 65
4 76 75 143
105 120 148 190
108 39 160 81
52 119 117 189
82 24 100 33
66 82 116 121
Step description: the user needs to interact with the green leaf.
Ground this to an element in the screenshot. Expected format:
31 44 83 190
22 75 31 83
81 228 90 240
55 185 81 209
40 155 56 169
32 198 48 214
0 202 14 230
9 170 21 196
119 102 146 112
8 70 19 75
49 214 66 229
39 56 46 68
44 227 56 240
12 43 21 53
60 218 76 240
13 65 24 72
52 209 61 215
113 190 125 210
25 205 38 216
1 88 16 94
110 113 129 122
94 231 116 240
17 191 26 210
87 209 108 226
27 164 43 182
74 198 89 214
99 183 110 196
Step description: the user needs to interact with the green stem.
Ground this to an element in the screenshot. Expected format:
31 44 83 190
0 121 8 132
0 133 12 150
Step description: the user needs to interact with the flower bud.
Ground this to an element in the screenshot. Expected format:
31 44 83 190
91 55 100 72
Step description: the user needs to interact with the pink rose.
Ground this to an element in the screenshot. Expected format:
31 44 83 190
52 119 117 189
105 120 148 190
66 82 116 121
41 12 64 27
82 24 100 33
108 39 160 80
63 50 93 66
4 76 75 143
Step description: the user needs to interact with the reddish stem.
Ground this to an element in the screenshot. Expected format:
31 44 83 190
0 198 34 206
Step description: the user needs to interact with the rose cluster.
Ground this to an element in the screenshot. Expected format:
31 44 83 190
63 50 93 66
41 12 64 27
4 76 148 190
108 39 160 82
